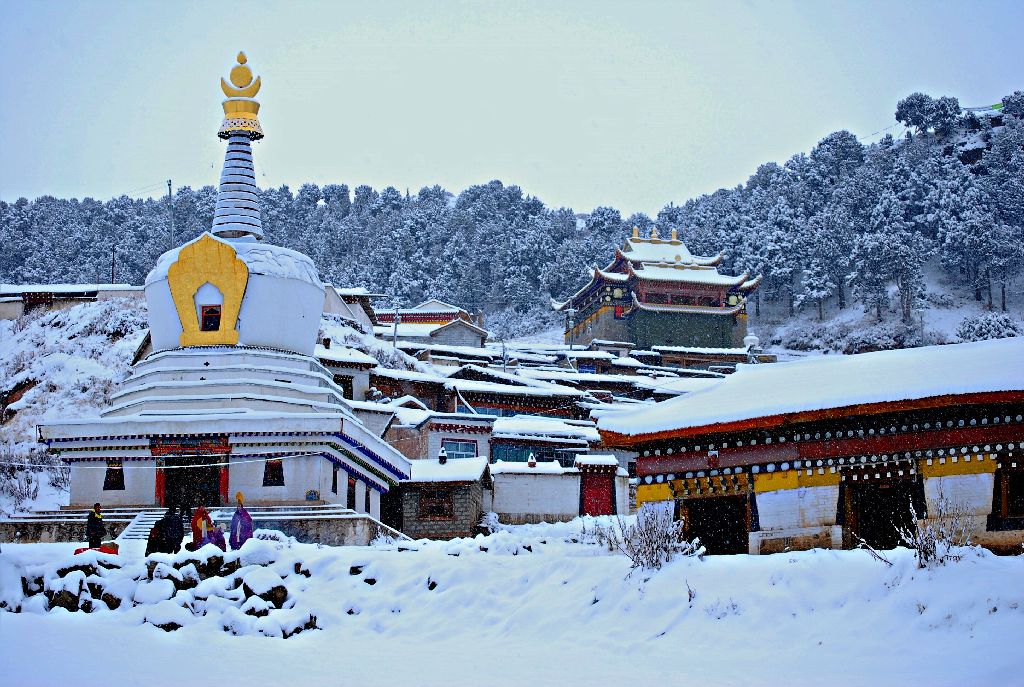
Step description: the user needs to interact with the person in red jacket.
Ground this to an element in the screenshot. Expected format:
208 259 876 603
189 505 213 551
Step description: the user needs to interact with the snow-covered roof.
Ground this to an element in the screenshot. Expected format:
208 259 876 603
492 415 600 442
631 376 723 396
398 342 499 360
620 236 705 264
559 350 617 361
315 344 379 366
0 283 142 295
373 319 488 340
405 456 489 483
652 345 751 355
598 338 1024 440
146 233 322 288
630 263 748 286
574 454 620 467
332 286 385 298
489 459 577 475
449 378 584 398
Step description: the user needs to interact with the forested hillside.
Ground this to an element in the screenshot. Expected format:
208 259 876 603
2 90 1022 341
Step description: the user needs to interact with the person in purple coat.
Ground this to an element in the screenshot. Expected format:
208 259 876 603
230 491 254 550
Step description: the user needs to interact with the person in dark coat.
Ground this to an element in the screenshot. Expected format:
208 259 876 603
163 506 185 553
85 503 106 549
145 517 166 556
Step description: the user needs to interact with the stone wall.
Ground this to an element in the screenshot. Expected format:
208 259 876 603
401 482 483 539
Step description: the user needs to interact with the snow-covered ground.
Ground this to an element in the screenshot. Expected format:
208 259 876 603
1 518 1021 687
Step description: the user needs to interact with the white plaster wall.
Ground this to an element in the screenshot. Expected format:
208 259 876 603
237 275 324 355
924 473 995 517
146 274 324 355
70 460 157 507
615 475 630 515
427 431 490 462
0 300 25 320
146 280 181 352
491 472 580 518
228 455 325 505
756 486 839 532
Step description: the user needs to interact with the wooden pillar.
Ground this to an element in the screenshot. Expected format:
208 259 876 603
155 462 165 506
219 462 230 505
370 489 381 520
355 480 368 514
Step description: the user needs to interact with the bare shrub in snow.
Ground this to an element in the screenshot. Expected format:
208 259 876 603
591 507 703 570
898 493 973 570
0 445 41 515
956 312 1024 343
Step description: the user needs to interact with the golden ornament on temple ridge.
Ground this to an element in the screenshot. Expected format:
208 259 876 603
219 51 263 140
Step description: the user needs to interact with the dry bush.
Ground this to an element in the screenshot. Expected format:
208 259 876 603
898 491 973 569
591 505 704 570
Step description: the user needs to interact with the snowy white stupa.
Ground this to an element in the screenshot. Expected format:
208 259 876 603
38 53 411 515
145 52 324 355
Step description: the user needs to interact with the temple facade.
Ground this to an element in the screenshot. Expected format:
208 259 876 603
599 338 1024 555
552 227 761 350
37 53 411 520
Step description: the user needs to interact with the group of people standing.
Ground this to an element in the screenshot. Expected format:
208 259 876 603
145 491 254 554
82 493 254 556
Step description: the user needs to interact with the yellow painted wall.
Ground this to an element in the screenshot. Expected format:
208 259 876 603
167 234 249 347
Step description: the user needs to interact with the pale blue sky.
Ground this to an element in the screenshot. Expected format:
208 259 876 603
1 1 1021 216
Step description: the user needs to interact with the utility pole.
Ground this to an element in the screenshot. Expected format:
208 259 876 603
167 179 175 248
392 312 401 348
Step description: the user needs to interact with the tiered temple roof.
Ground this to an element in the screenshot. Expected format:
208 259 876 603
553 226 761 315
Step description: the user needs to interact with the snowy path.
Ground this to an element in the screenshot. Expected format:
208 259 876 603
1 524 1022 687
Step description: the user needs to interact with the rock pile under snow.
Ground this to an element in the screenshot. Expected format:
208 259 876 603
1 533 318 638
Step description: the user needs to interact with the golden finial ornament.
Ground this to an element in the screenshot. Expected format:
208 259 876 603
218 51 263 140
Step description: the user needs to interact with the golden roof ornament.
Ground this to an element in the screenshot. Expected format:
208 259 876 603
219 51 263 140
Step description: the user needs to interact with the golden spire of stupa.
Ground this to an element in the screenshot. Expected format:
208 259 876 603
218 51 263 140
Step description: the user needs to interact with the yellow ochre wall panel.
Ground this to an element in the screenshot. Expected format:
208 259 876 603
167 234 249 347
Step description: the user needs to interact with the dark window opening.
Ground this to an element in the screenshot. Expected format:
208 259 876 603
365 488 372 514
331 464 339 494
200 305 222 332
347 476 357 510
262 458 285 487
333 375 354 400
1007 472 1024 517
418 487 455 519
103 461 125 491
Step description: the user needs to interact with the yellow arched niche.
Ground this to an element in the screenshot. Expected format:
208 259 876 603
167 234 249 347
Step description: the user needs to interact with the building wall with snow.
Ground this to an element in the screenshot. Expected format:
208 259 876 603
146 274 324 355
430 322 486 348
489 470 581 524
427 430 491 462
756 485 839 531
629 310 743 350
401 481 485 539
70 460 157 508
229 455 328 506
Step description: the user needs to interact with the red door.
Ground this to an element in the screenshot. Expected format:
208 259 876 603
582 473 615 516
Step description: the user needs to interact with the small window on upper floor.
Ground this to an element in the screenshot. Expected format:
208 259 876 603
200 305 222 332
